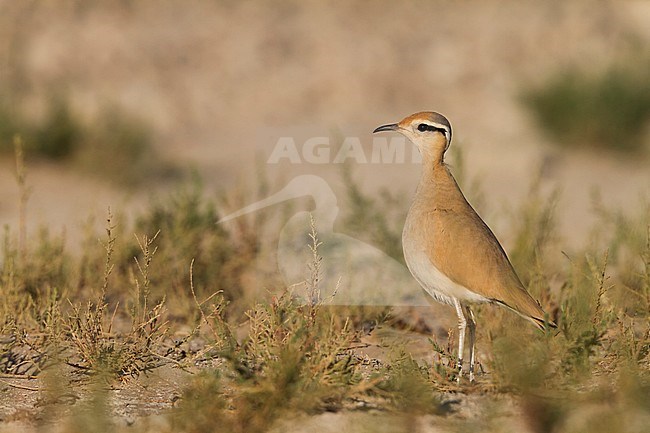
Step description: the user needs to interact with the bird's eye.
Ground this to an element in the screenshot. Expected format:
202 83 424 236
417 123 429 132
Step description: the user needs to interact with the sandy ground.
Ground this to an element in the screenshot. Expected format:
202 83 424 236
0 327 528 433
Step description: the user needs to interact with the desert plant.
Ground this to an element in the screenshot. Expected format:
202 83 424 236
174 220 365 433
131 178 247 317
522 59 650 153
0 96 82 159
0 95 172 186
74 105 165 186
65 215 169 379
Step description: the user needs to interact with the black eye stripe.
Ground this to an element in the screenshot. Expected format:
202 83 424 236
417 123 448 135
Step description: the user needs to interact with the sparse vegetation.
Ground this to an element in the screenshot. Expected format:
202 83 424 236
0 143 649 433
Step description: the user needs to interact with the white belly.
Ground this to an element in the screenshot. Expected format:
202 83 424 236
402 219 489 306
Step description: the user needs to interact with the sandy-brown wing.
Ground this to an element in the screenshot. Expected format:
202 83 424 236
423 205 547 322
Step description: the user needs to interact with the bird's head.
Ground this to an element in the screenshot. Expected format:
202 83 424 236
373 111 452 161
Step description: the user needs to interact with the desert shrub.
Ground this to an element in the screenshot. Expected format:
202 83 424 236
130 179 248 316
66 226 169 379
522 60 650 152
0 103 21 152
0 97 83 159
0 96 172 186
174 225 365 433
33 97 82 159
74 105 169 186
484 187 650 432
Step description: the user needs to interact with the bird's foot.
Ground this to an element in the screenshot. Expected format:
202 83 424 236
456 359 477 384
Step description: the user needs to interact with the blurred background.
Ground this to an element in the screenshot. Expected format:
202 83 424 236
0 0 649 248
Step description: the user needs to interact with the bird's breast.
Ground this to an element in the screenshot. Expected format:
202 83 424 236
402 206 489 305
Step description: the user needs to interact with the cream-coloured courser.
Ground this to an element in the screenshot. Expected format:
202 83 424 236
374 111 555 381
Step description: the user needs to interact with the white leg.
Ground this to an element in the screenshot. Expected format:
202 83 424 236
452 298 467 379
465 306 476 383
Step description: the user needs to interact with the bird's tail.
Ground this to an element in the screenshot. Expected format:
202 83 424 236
530 314 557 331
495 299 557 330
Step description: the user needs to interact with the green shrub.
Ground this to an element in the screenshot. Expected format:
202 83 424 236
33 97 82 159
0 103 21 152
0 97 82 159
522 60 650 152
0 96 172 186
75 105 166 186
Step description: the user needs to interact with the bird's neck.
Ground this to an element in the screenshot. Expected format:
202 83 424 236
420 153 450 184
422 152 445 173
415 157 467 207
